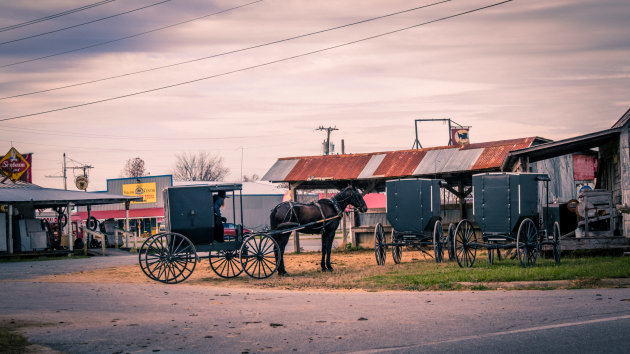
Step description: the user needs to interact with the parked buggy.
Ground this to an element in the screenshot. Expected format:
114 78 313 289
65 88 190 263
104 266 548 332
453 172 561 268
374 178 454 265
138 184 280 284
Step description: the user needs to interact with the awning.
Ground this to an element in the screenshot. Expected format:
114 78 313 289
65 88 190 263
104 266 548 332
501 128 621 171
0 183 142 208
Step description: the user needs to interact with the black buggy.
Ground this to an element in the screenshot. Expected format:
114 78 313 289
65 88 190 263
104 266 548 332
138 184 280 284
453 172 561 268
373 178 454 265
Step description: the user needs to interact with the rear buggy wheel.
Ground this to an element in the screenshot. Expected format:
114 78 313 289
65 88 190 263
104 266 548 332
552 221 561 263
138 233 197 284
374 223 386 265
454 220 478 268
447 223 456 261
391 229 402 264
210 250 243 278
516 218 539 267
240 234 279 279
433 220 444 263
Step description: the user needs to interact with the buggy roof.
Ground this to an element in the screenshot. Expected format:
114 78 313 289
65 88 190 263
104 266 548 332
167 182 242 192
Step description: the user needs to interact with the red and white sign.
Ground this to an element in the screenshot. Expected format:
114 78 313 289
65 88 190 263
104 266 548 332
0 147 31 182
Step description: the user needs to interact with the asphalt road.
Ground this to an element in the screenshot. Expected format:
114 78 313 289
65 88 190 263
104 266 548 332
1 256 629 353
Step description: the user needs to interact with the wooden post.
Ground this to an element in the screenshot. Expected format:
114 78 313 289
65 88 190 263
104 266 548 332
7 204 13 254
291 183 300 253
342 212 347 245
125 201 130 232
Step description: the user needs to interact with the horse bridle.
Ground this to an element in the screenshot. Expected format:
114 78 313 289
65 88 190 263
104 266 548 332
330 187 364 215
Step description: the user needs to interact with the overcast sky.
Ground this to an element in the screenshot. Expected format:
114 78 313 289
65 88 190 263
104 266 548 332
1 0 628 191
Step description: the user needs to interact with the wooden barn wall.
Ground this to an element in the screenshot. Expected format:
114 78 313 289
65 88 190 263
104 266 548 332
531 155 575 203
620 127 630 237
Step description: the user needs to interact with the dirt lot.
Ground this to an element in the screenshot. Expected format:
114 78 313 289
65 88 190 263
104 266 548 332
28 249 434 290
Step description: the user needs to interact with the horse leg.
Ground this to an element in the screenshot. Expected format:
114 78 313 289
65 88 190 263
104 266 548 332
324 229 335 271
274 233 290 276
320 232 328 271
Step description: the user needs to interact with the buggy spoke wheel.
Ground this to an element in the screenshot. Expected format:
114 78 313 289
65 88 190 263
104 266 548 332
240 234 279 279
553 221 561 263
210 250 243 278
433 220 444 263
447 223 456 261
138 233 197 284
391 229 402 264
374 223 386 265
454 220 477 268
517 218 539 267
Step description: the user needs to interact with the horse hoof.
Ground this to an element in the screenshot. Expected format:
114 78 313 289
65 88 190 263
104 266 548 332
278 272 289 277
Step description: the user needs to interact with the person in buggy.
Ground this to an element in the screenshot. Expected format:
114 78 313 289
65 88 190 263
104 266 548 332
213 190 227 243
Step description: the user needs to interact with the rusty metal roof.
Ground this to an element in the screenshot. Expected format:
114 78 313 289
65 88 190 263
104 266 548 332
263 137 540 184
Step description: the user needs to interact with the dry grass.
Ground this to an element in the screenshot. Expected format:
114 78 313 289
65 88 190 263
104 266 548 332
26 248 630 291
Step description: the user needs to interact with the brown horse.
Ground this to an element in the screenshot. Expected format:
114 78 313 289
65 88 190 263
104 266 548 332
270 186 368 275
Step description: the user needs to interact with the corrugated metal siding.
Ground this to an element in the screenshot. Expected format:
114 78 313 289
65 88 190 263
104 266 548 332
442 148 484 172
472 139 534 170
263 137 537 182
373 150 426 177
284 154 372 181
358 154 386 179
413 148 458 174
262 159 299 182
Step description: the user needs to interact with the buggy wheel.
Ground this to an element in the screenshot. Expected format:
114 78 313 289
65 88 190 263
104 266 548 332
517 218 539 267
447 223 456 261
454 220 478 268
433 220 444 263
240 234 279 279
138 233 197 284
210 250 243 278
553 221 561 264
391 230 402 264
374 223 386 265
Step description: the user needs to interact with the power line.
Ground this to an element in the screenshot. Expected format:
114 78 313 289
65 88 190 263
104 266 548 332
0 0 449 100
0 0 264 69
0 124 294 141
0 0 172 46
0 0 513 123
0 0 116 33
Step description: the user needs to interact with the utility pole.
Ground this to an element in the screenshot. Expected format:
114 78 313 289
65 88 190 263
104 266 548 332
317 126 338 155
45 153 93 190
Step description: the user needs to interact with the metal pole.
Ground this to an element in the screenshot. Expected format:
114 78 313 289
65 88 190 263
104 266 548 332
67 203 72 251
8 204 13 254
85 205 91 255
125 201 130 232
63 153 67 190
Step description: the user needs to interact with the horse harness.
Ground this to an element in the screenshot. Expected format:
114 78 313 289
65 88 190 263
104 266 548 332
279 199 343 232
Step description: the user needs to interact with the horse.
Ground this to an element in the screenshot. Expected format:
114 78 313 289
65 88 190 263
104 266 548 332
269 186 368 275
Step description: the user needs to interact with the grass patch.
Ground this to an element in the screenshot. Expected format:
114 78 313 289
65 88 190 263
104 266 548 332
0 321 30 353
358 252 630 290
37 249 630 292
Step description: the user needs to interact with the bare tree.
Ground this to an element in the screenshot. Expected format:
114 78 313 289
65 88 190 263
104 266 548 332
173 152 228 181
122 157 146 178
242 174 260 182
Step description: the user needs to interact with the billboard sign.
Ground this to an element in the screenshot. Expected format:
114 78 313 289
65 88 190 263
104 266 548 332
0 147 31 182
123 182 157 204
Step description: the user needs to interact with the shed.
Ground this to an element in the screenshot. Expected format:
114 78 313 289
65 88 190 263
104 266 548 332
502 107 630 244
0 181 140 253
